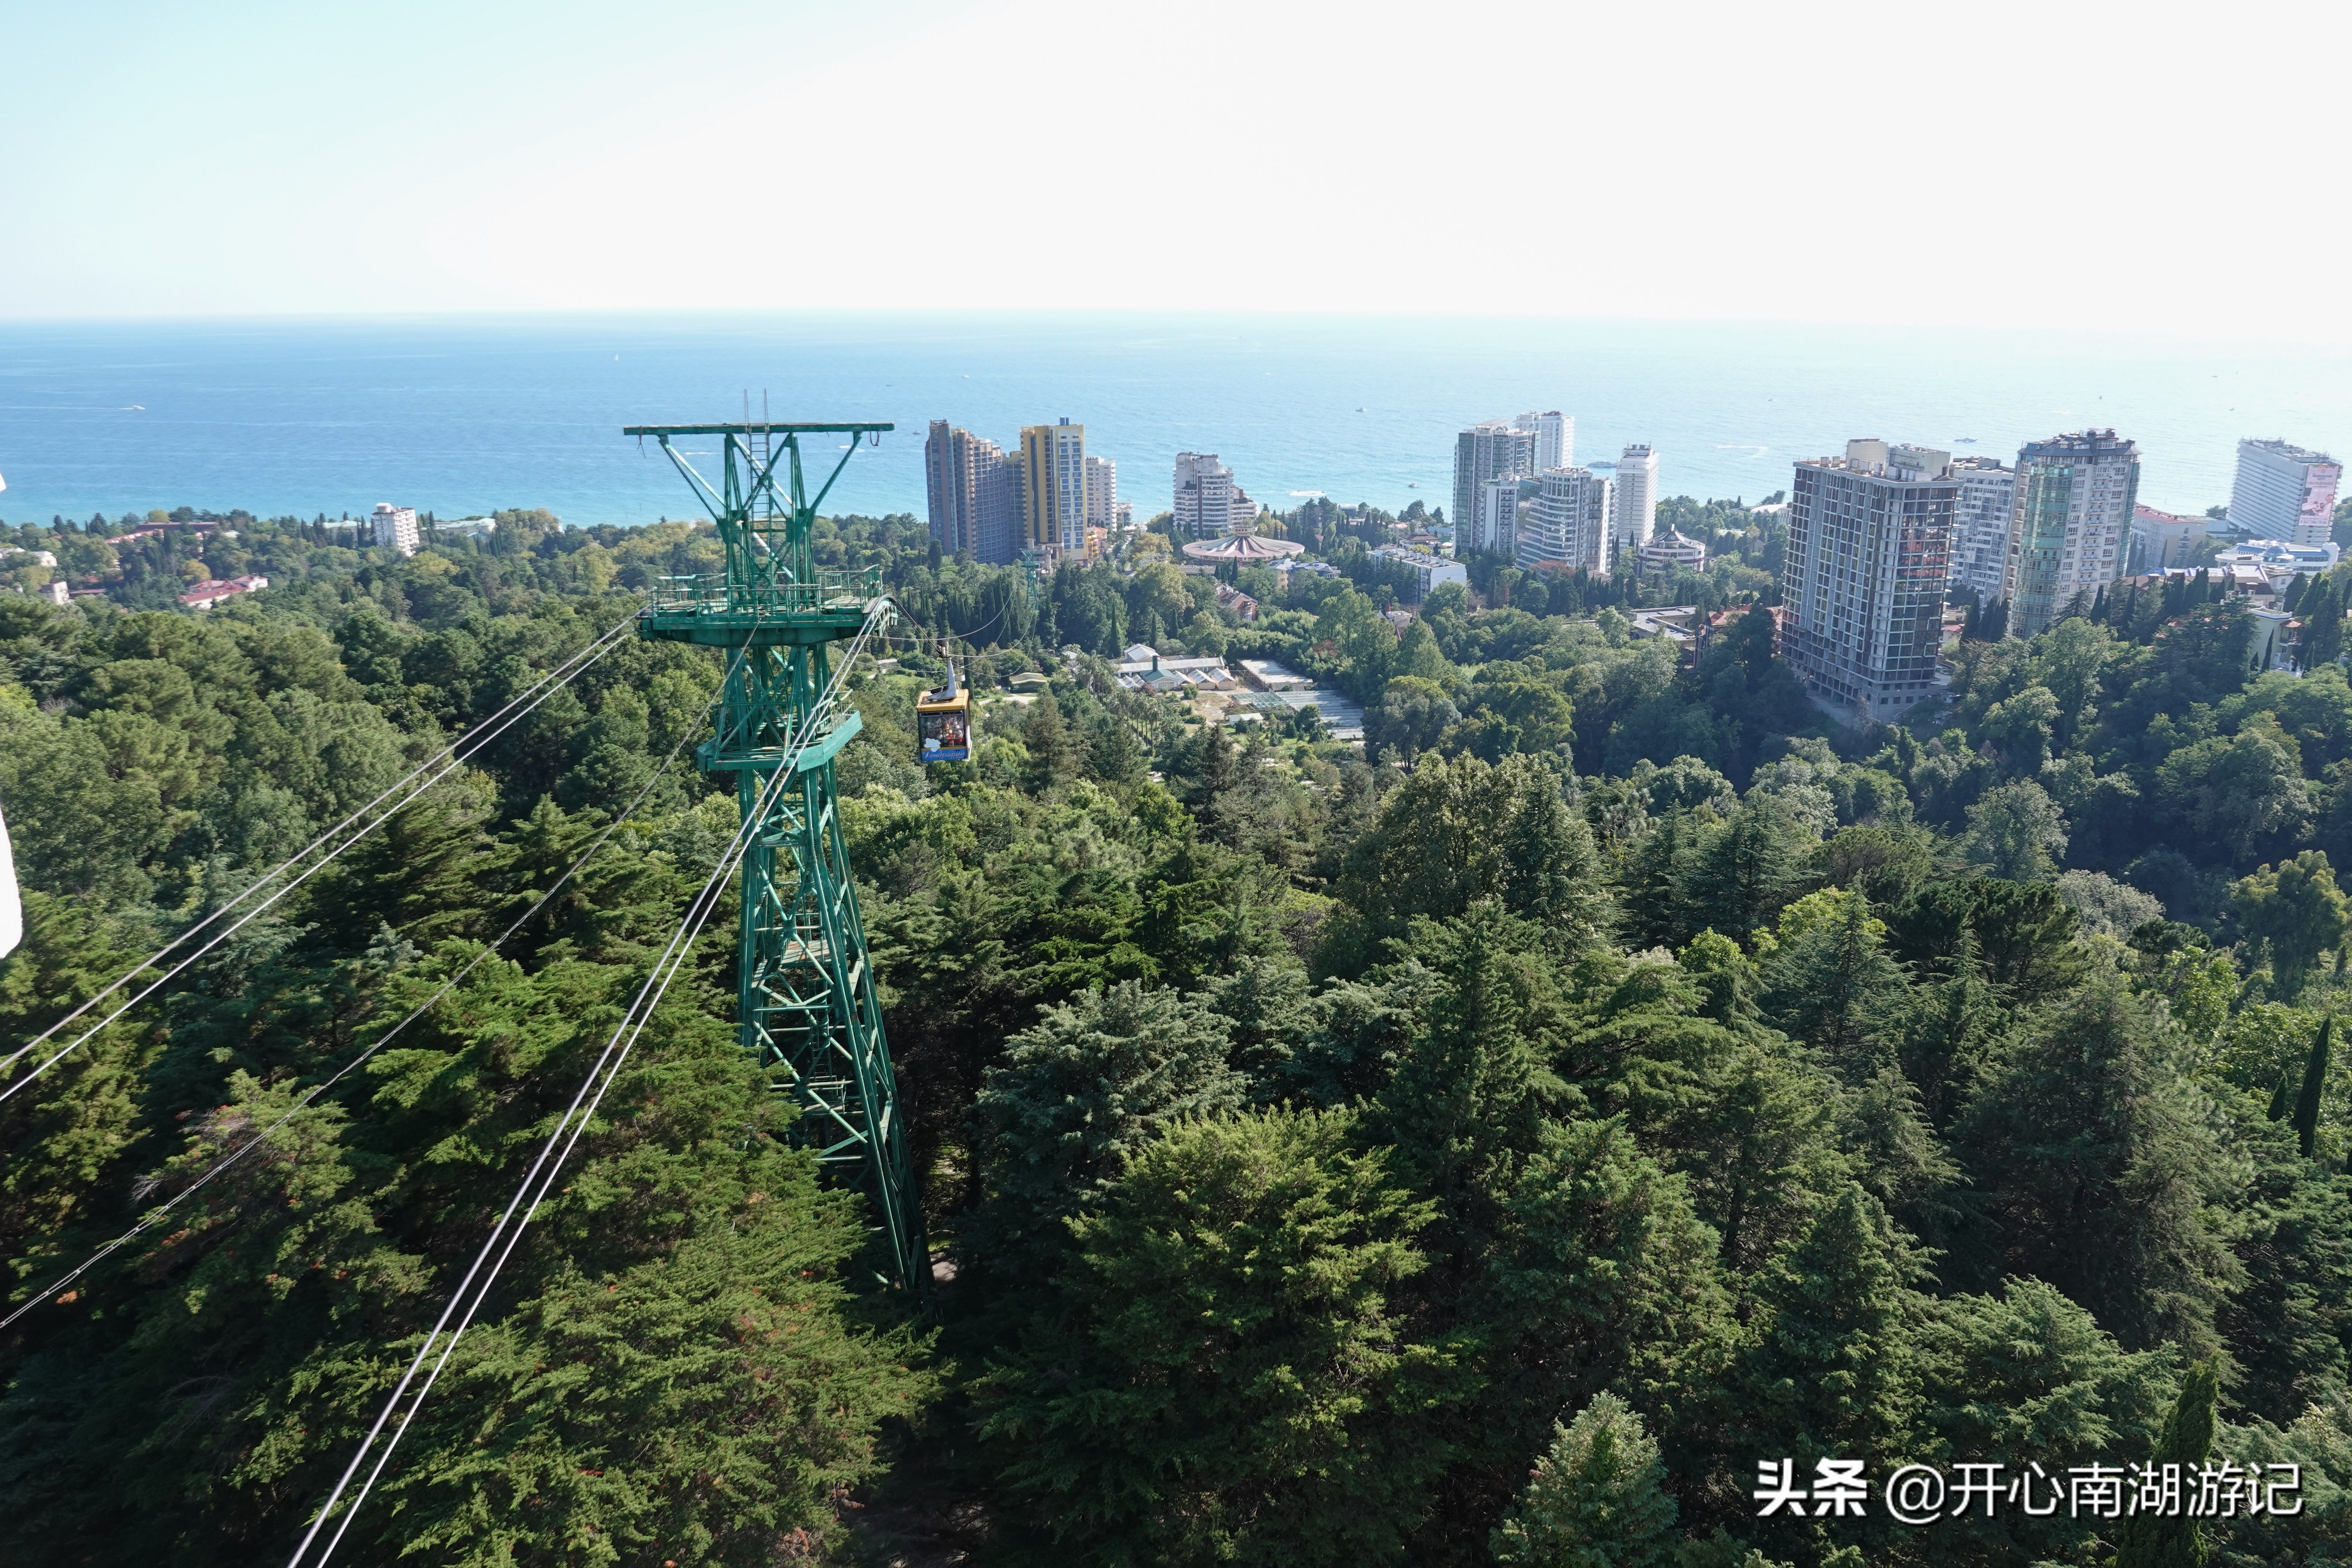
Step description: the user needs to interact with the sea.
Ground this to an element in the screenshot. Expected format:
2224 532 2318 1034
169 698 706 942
1 312 2346 528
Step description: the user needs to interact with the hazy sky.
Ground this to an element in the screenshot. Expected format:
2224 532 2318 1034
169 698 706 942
4 0 2343 339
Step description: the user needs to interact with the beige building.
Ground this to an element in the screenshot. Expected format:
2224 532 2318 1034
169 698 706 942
1019 420 1088 553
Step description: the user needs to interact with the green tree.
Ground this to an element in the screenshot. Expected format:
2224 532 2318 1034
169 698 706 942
975 1109 1465 1567
1738 1185 1920 1562
1758 889 1909 1073
2233 852 2350 999
2291 1015 2333 1160
1948 977 2242 1346
1676 799 1812 943
1960 778 2068 882
1319 753 1608 973
970 980 1245 1274
1491 1392 1677 1568
2114 1360 2218 1568
1474 1116 1733 1503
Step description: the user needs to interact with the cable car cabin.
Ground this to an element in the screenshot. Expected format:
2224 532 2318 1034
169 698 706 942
916 686 972 763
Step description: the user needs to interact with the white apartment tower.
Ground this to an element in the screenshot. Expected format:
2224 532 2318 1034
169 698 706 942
371 502 420 557
1173 452 1256 539
2230 439 2341 547
1474 478 1522 554
1517 467 1613 576
1516 411 1574 474
1782 440 1956 722
1614 445 1659 549
1083 455 1118 528
1945 456 2015 601
2000 429 2141 638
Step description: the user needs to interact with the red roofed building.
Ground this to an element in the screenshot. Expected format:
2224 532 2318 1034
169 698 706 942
179 574 270 610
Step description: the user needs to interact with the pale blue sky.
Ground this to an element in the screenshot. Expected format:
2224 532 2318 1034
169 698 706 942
3 0 2344 339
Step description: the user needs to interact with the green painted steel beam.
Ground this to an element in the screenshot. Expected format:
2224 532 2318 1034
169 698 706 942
628 417 923 1294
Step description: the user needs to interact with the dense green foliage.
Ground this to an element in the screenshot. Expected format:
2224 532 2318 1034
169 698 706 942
6 503 2352 1565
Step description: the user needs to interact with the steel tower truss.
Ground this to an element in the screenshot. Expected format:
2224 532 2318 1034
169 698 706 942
626 420 922 1289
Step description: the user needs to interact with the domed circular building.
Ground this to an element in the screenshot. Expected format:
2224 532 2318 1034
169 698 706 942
1179 518 1305 566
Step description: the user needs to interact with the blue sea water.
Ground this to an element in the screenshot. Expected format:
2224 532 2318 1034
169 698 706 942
0 312 2345 529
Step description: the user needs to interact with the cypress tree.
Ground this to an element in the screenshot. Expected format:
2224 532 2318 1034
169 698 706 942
2285 572 2308 611
2303 578 2344 668
2268 1075 2293 1122
2292 1016 2332 1160
2114 1360 2217 1568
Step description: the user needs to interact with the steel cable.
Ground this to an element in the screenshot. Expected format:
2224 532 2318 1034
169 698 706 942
0 610 645 1112
288 600 891 1567
0 606 641 1087
0 636 754 1335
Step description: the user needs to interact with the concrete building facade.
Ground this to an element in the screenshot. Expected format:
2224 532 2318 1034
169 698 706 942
1782 440 1956 722
1372 543 1469 601
1473 477 1522 554
1084 454 1118 528
371 503 420 557
2000 429 2141 637
1516 411 1573 474
924 421 1023 563
1613 444 1659 548
1517 467 1613 575
1637 527 1707 577
2230 438 2342 548
1020 419 1089 553
2129 503 2208 575
1173 452 1257 539
1945 456 2016 601
1452 419 1540 539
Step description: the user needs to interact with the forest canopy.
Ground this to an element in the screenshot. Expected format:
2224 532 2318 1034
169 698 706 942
2 503 2352 1566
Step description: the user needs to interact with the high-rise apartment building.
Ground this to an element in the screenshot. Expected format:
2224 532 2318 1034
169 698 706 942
1173 452 1256 538
1020 419 1089 553
1473 478 1522 554
371 502 420 557
1782 440 1956 722
1945 456 2015 601
1083 455 1118 528
1452 419 1540 536
1516 411 1574 474
925 421 1023 563
1517 467 1613 575
2000 429 2141 638
2230 438 2341 547
1614 445 1659 549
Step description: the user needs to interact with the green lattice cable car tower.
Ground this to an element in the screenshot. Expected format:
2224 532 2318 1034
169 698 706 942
626 420 922 1290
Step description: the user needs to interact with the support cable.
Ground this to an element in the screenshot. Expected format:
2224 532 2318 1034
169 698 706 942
0 638 754 1335
0 612 643 1112
0 609 640 1090
288 602 888 1568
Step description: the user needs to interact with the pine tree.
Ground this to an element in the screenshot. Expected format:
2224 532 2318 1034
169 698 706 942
2114 1360 2217 1567
1759 891 1910 1075
1491 1392 1677 1568
974 1109 1466 1567
1740 1185 1919 1563
2292 1015 2332 1159
970 980 1245 1277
